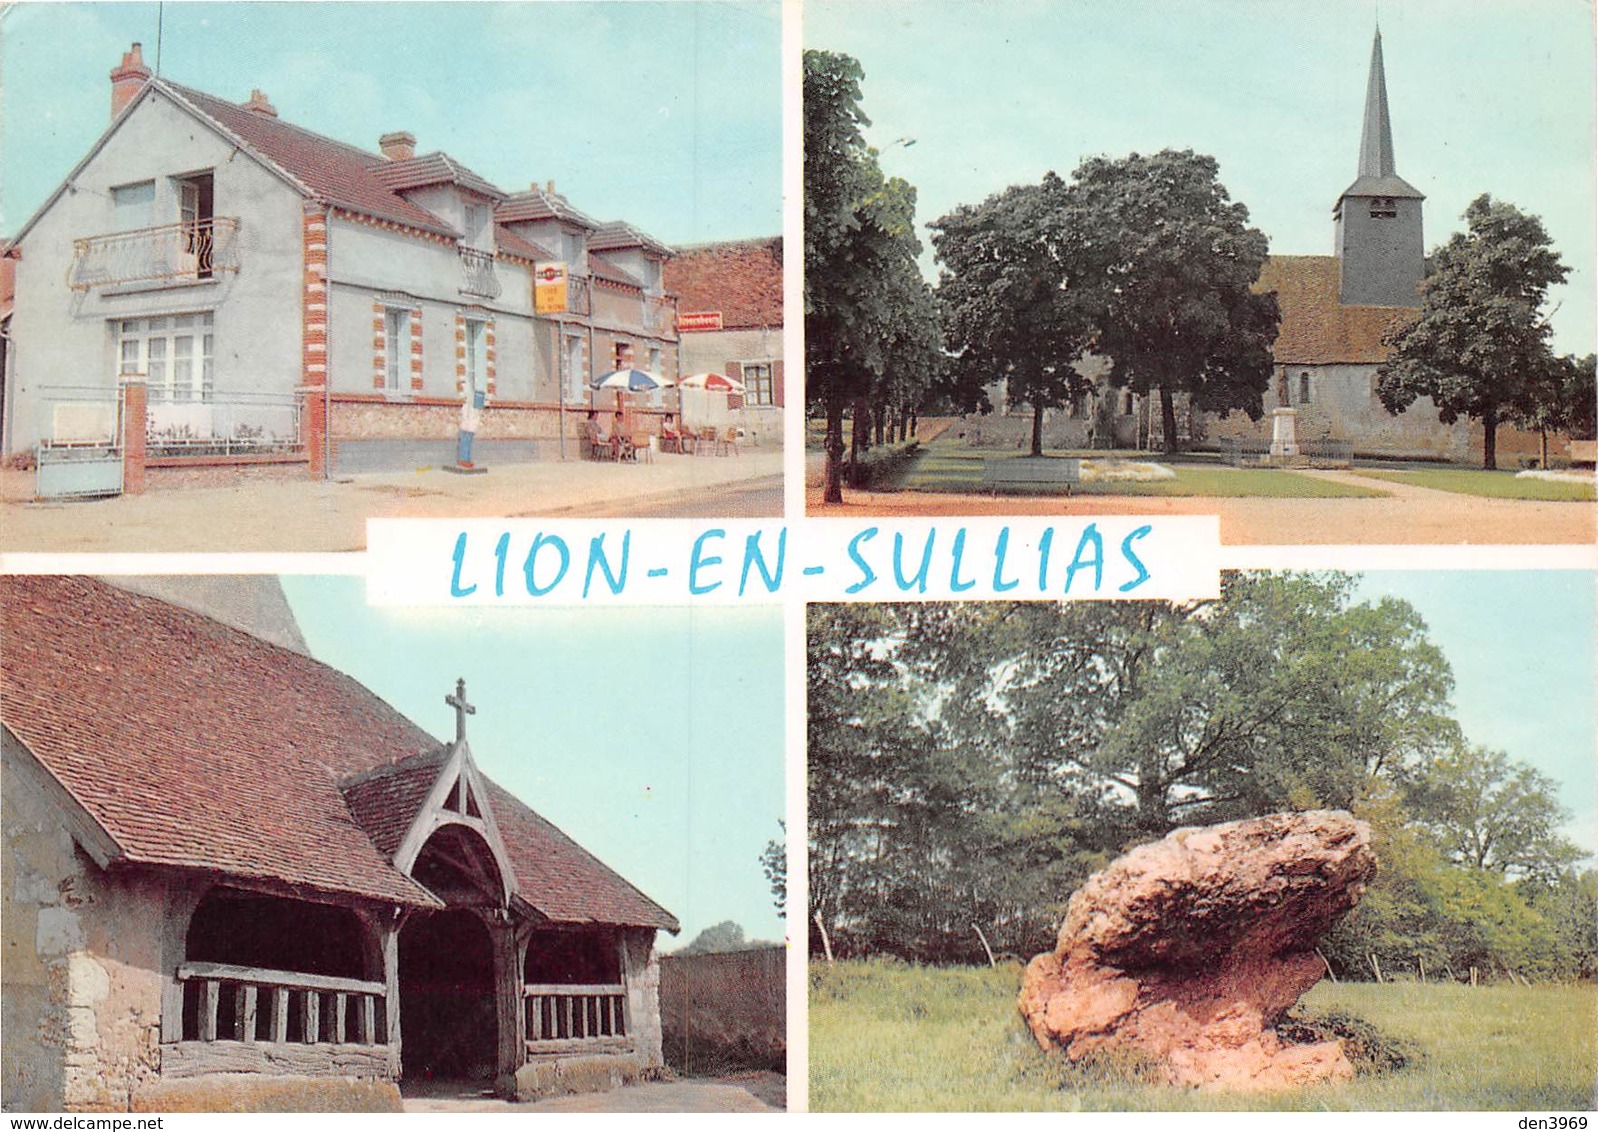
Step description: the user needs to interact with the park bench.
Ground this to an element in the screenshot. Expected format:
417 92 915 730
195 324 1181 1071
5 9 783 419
980 456 1081 495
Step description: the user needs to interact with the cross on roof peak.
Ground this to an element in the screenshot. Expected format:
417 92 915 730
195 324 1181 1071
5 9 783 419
445 677 476 743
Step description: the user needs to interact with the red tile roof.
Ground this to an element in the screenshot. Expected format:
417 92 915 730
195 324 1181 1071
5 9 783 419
487 781 677 932
340 751 449 859
589 254 644 290
1 577 676 930
663 239 782 330
372 152 506 202
590 221 671 258
495 224 554 264
161 80 460 238
497 187 599 230
1256 255 1416 365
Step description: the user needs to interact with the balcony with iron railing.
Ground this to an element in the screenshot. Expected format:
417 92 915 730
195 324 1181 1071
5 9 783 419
69 219 241 292
460 246 502 300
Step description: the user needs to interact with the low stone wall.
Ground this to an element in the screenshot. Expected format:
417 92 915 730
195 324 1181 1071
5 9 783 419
515 1052 643 1101
659 947 785 1074
144 461 310 491
130 1075 402 1113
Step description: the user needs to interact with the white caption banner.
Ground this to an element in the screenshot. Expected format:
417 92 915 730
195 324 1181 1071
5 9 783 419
367 517 1222 605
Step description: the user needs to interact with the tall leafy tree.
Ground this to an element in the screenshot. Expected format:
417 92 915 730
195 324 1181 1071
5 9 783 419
806 576 1465 962
1066 149 1279 453
1407 744 1583 884
1512 352 1596 468
1378 194 1570 469
931 174 1096 456
804 50 940 502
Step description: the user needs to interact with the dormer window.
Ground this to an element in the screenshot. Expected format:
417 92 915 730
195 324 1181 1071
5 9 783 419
1369 197 1397 219
463 201 491 251
641 259 663 293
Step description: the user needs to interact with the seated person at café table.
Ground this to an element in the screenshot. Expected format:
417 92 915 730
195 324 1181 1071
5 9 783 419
583 410 608 459
660 413 685 453
611 412 631 460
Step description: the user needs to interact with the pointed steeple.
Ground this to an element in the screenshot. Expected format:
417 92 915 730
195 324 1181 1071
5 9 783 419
1339 28 1423 201
1357 30 1398 179
1334 26 1426 306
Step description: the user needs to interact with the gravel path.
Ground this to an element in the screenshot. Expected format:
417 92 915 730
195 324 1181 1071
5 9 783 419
806 469 1595 546
0 450 783 554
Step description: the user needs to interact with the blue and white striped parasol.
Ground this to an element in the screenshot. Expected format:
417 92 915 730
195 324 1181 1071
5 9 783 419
591 368 674 392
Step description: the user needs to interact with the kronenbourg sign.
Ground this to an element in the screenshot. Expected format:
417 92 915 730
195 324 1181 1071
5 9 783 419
534 262 569 314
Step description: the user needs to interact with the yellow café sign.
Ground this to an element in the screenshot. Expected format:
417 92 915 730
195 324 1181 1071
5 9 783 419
534 261 568 314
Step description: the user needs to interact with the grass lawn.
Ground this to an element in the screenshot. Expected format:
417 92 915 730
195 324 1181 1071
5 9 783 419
1349 467 1597 502
808 959 1597 1111
897 446 1388 499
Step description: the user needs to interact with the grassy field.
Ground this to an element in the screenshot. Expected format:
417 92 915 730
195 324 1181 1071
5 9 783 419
1348 467 1596 501
809 959 1597 1111
897 447 1388 498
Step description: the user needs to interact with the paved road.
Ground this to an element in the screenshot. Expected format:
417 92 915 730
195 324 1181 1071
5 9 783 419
559 475 783 519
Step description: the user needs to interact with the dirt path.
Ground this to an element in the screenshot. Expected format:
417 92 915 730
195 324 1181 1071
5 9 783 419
403 1075 783 1113
0 450 783 554
806 469 1596 546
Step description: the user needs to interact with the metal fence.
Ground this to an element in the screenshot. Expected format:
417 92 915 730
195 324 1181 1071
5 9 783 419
144 390 302 457
34 384 124 498
1222 436 1355 467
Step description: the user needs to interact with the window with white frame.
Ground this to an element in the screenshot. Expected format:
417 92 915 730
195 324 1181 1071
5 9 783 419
384 308 410 392
464 317 488 395
565 335 585 402
561 230 585 270
117 312 214 401
742 362 775 406
463 202 491 251
112 181 156 231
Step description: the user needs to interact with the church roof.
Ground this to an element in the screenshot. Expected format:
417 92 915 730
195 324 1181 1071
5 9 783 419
1256 255 1417 365
1 576 677 931
1339 31 1423 202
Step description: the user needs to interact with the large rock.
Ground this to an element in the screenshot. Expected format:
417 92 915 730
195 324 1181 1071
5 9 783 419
1018 810 1375 1091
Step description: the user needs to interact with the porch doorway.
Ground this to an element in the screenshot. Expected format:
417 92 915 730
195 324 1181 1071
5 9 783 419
398 909 497 1083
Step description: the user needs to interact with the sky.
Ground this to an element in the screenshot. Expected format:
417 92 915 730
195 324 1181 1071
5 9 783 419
279 576 786 949
1351 570 1597 859
0 1 781 245
806 0 1596 355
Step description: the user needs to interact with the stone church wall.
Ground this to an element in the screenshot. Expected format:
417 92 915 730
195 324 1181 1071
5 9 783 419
623 928 665 1070
2 752 166 1112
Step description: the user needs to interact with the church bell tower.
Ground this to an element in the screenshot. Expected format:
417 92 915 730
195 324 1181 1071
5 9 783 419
1334 29 1426 307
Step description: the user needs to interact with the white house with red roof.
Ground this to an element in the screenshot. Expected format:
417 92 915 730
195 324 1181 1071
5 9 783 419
1 575 679 1111
0 44 681 481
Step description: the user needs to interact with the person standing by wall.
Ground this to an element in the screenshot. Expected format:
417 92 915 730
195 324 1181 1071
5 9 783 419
458 390 485 468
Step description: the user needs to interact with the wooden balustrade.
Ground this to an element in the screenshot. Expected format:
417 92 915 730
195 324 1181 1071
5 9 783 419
176 962 386 1047
524 982 629 1052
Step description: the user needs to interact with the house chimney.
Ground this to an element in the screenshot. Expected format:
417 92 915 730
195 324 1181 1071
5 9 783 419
110 43 152 121
242 89 278 117
545 180 556 194
379 131 416 161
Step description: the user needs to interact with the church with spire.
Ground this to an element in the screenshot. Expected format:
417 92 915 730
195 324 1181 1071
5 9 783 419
1200 26 1462 459
1199 27 1543 463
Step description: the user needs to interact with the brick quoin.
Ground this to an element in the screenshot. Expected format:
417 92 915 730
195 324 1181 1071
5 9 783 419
372 302 387 390
301 203 329 478
121 379 148 494
410 309 424 391
486 317 496 397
